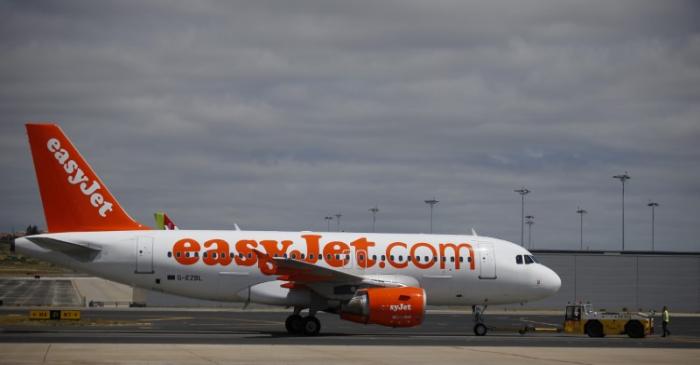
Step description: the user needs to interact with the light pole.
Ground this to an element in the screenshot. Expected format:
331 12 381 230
369 206 379 232
514 188 530 246
335 213 342 232
525 215 534 249
424 198 439 233
576 207 587 251
647 201 659 251
613 172 630 251
324 216 333 231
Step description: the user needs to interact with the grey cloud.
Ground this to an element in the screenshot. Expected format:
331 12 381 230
1 0 699 251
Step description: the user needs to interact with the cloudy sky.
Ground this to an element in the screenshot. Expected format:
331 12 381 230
1 0 699 251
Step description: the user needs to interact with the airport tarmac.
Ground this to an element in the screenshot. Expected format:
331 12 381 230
1 309 700 348
1 310 700 364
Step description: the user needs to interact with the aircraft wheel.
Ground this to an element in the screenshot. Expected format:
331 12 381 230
474 323 488 336
285 314 304 334
302 316 321 336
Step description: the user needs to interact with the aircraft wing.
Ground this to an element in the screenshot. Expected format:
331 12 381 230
253 250 362 284
252 250 419 292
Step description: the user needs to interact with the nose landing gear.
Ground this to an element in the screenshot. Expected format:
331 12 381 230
472 305 489 336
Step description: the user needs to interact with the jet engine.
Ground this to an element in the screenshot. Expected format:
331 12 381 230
339 287 425 327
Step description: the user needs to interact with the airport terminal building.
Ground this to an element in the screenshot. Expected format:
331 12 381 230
520 250 700 312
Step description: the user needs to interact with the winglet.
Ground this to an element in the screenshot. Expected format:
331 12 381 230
26 123 149 232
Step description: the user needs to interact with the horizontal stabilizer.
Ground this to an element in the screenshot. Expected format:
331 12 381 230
26 236 101 262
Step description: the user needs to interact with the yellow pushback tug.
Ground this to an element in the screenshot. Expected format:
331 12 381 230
564 303 654 338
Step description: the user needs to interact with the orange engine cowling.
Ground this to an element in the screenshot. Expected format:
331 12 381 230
340 287 426 327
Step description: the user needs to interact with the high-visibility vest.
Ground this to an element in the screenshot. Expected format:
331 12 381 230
663 310 670 323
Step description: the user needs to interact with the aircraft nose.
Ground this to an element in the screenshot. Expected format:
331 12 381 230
545 267 562 295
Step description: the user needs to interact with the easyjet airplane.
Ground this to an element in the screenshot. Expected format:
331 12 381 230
16 123 561 336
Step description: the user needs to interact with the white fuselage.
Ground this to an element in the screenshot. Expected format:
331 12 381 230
15 230 561 307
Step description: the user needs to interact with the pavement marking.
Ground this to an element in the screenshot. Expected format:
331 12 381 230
141 316 194 321
520 318 562 327
42 343 51 363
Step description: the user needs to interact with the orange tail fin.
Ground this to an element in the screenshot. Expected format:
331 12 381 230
26 123 149 232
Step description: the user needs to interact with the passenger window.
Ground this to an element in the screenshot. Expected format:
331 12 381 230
441 256 446 262
327 254 332 259
310 254 315 260
467 257 471 262
459 257 463 263
284 253 288 259
167 252 172 258
516 255 523 264
247 253 252 258
408 256 412 262
211 253 216 259
414 256 420 262
390 255 395 261
433 257 438 262
301 253 306 259
424 256 429 262
185 252 190 258
194 252 199 257
372 255 377 261
176 252 181 258
398 255 403 261
291 253 297 259
335 254 340 260
345 254 350 260
359 254 365 261
230 252 234 258
381 255 386 261
450 256 455 262
525 255 534 264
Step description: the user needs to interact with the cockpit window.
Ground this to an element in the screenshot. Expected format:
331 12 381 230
516 255 523 264
530 255 539 263
524 255 534 264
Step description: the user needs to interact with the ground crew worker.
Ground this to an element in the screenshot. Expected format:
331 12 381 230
662 306 670 337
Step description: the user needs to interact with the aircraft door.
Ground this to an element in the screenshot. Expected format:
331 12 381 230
477 242 497 279
135 236 154 274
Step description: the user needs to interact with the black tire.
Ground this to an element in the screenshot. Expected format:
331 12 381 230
474 323 488 336
625 320 645 338
285 314 304 334
302 316 321 336
585 320 604 338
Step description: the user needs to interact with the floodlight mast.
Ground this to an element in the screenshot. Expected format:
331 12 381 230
324 216 333 232
514 188 530 246
576 207 587 251
369 206 379 232
613 172 630 251
424 198 439 234
335 213 342 232
525 215 534 249
647 201 659 251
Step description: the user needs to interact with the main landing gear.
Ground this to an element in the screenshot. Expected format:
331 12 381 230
472 305 489 336
285 307 321 336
